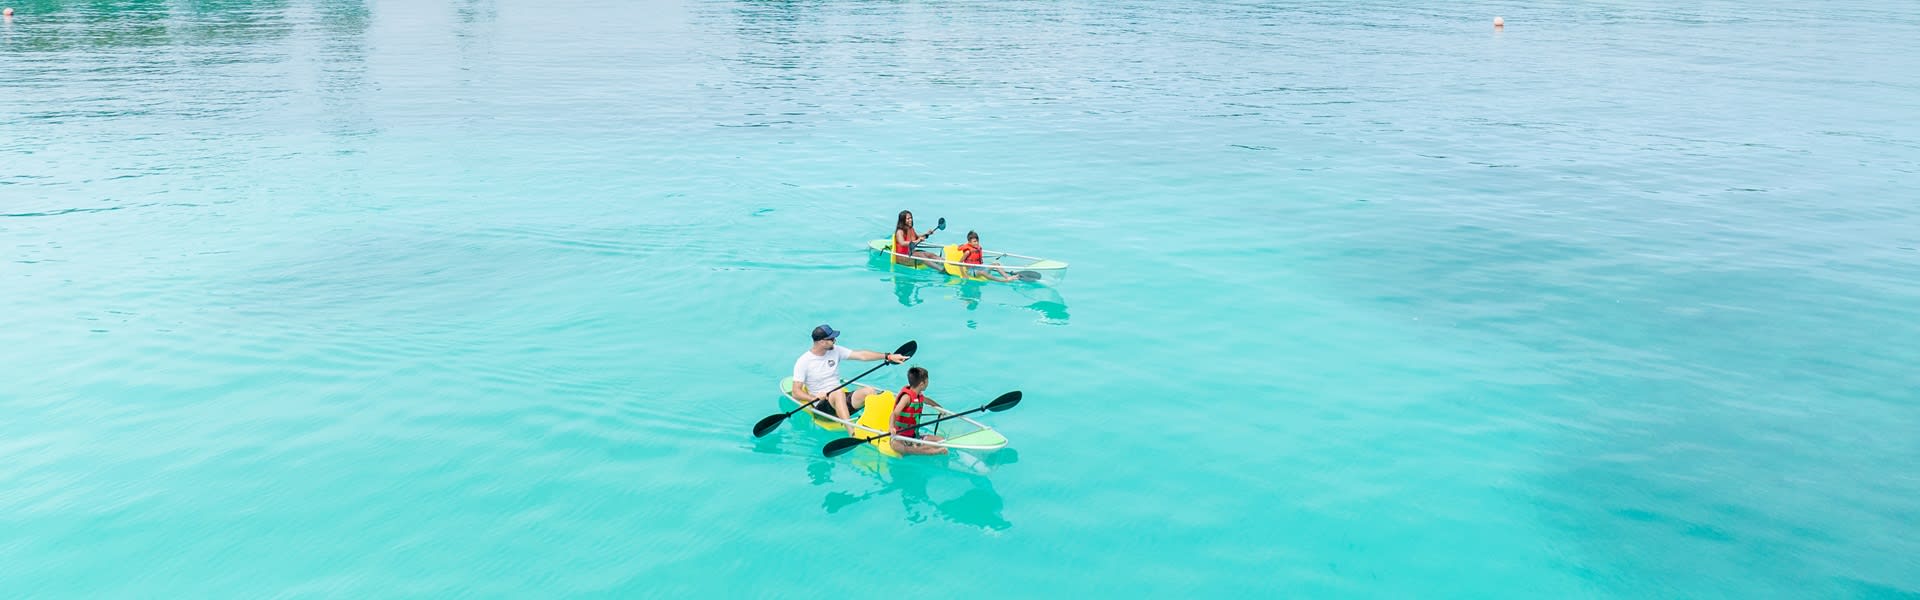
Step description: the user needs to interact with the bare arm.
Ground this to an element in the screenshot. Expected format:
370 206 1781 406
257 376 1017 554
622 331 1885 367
792 360 816 402
848 349 906 363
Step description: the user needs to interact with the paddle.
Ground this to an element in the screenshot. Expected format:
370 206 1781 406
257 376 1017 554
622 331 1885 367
821 390 1021 457
903 217 946 256
751 340 917 438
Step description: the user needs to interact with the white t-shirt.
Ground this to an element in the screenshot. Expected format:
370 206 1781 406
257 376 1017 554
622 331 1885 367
793 346 855 396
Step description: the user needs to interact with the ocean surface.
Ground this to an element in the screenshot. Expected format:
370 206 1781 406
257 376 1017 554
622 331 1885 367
4 0 1919 596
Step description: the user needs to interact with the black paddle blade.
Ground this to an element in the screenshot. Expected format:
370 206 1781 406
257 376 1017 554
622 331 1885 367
986 391 1022 412
751 412 789 437
823 436 867 457
936 217 947 230
894 340 918 360
1015 271 1041 282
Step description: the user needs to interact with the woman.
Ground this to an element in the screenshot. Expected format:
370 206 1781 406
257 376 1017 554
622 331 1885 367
893 210 942 267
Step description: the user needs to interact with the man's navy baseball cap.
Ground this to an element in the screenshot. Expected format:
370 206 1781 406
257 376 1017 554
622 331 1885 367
811 324 841 341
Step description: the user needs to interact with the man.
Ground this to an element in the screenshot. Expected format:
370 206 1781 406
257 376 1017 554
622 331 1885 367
791 324 907 425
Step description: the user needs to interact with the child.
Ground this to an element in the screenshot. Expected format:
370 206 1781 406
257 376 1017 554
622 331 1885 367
891 366 948 455
956 231 1018 282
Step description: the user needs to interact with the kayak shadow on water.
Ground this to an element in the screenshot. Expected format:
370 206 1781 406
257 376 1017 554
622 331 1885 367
885 272 1069 325
749 430 1017 531
817 446 1018 532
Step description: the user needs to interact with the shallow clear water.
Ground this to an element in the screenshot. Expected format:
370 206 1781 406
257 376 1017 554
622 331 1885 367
5 0 1919 596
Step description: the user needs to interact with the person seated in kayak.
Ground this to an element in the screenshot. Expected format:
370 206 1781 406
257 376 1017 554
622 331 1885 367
893 210 941 267
956 231 1019 282
791 324 908 425
890 366 947 455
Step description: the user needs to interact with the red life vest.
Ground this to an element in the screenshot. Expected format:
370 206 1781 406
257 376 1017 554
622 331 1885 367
959 242 983 265
894 386 926 438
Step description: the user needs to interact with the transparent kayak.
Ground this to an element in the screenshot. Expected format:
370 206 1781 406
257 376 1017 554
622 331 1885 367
778 377 1009 453
867 239 1068 286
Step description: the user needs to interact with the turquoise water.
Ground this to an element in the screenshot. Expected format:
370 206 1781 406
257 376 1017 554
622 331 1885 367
5 0 1919 595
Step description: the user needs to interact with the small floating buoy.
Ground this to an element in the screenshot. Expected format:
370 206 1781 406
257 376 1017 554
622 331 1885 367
3 7 14 17
1493 16 1504 30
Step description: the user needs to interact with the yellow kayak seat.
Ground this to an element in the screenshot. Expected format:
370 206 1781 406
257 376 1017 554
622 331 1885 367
853 390 904 458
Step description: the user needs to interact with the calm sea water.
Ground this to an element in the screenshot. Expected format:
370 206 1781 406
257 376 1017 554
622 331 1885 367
5 0 1919 596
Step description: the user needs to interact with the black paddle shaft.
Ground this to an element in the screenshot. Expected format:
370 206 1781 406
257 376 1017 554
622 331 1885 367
904 217 946 255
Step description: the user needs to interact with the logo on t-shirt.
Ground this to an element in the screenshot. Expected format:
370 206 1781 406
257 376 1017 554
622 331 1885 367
826 360 836 367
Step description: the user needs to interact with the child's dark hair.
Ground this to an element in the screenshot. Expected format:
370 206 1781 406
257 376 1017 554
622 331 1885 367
907 366 928 387
966 230 979 242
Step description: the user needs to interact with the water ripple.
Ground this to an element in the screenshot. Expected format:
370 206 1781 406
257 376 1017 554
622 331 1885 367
4 0 1919 596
